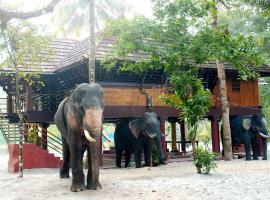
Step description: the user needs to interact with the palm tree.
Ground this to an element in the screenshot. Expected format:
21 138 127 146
51 0 131 38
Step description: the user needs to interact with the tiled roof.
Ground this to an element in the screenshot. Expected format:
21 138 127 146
1 37 270 74
1 38 78 74
56 37 150 71
52 37 270 74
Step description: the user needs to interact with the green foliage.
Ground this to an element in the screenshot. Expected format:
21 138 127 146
101 0 265 165
197 130 211 147
193 145 217 174
259 78 270 128
190 27 262 80
28 132 42 147
218 2 270 65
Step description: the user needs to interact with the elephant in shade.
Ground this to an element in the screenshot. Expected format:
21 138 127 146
54 83 104 192
114 111 165 168
229 114 269 160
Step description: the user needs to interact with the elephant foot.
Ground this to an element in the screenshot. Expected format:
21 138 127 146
160 160 167 165
262 157 267 160
60 167 70 178
71 184 85 192
125 162 131 168
86 181 102 190
60 174 70 178
246 156 251 161
253 158 259 160
142 164 151 167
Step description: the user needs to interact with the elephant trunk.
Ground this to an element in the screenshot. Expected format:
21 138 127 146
83 108 103 142
153 131 165 162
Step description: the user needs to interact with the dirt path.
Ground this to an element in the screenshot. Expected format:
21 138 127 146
1 144 270 200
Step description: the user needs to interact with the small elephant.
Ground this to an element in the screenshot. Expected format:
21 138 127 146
114 111 165 168
54 83 104 192
229 114 269 160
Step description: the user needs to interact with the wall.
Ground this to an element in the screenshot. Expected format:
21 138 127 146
103 86 168 106
213 79 259 107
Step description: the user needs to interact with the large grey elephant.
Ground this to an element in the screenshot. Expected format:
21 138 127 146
229 114 269 160
114 111 165 168
54 83 104 192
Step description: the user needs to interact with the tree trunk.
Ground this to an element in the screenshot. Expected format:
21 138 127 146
216 61 232 160
15 69 24 177
89 0 96 83
211 0 232 160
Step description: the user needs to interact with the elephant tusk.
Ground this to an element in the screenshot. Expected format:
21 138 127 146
146 131 157 138
258 132 270 138
84 130 96 142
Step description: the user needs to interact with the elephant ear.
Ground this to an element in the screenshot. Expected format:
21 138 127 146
129 119 143 139
242 118 252 131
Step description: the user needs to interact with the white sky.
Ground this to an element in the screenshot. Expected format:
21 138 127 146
3 0 153 16
3 0 153 39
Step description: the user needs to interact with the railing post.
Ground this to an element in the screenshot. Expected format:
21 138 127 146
41 123 49 150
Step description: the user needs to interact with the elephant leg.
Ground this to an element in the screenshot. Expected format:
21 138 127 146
135 140 143 168
243 133 251 160
251 136 258 160
60 137 70 178
262 138 268 160
69 131 85 192
115 148 123 168
86 145 93 188
143 139 152 167
86 136 101 190
124 151 131 168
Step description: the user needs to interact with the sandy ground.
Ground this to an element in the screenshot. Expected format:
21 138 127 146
1 145 270 200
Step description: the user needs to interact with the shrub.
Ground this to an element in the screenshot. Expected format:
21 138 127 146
28 132 42 147
193 146 217 174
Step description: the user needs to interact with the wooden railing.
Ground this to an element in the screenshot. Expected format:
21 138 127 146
0 107 62 157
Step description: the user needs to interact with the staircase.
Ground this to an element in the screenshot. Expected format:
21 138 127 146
0 108 63 172
0 112 20 144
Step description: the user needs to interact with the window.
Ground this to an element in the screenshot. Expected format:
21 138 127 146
232 80 240 92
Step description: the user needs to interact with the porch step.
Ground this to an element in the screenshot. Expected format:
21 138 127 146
8 143 62 173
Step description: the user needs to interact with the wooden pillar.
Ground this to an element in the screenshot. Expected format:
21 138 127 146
24 123 29 142
159 118 167 154
170 121 178 152
210 116 220 153
6 84 13 113
26 84 33 112
180 121 186 153
41 123 49 150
